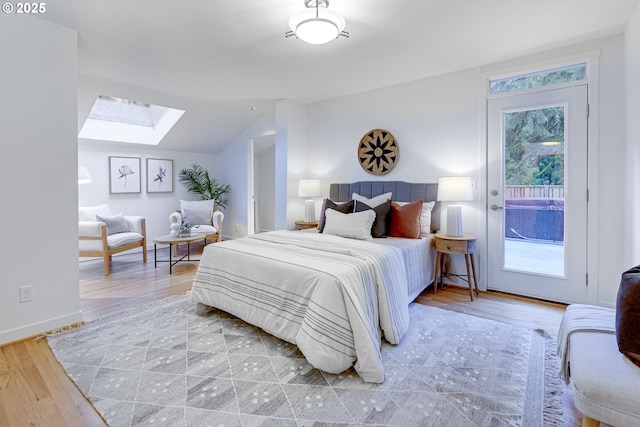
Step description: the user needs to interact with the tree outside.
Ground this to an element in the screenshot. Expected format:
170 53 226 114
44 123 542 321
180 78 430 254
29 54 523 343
504 106 564 187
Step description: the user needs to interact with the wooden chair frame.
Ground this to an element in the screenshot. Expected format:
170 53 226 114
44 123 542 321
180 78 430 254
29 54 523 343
79 219 147 276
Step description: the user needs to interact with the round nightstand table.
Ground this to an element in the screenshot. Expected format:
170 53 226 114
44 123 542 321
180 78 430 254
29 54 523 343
295 220 318 230
433 233 479 301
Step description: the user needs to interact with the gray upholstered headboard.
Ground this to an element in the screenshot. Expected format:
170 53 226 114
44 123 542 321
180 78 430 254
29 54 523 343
329 181 440 232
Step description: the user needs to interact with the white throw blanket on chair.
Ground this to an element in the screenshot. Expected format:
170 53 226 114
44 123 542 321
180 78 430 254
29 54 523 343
557 303 616 384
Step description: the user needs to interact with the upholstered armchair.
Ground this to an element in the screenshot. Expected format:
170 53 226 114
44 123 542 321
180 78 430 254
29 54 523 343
79 204 147 276
169 199 224 246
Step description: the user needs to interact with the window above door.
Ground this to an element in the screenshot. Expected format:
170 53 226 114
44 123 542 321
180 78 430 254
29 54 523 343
489 62 587 95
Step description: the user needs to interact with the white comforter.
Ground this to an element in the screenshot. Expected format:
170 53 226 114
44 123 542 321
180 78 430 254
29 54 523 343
190 230 409 383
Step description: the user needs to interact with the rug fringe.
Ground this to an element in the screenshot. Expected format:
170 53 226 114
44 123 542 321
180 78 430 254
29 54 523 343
543 332 565 426
41 294 190 339
35 322 87 341
44 330 110 426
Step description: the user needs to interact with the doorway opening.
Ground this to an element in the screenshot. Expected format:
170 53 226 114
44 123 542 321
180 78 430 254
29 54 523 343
250 135 276 234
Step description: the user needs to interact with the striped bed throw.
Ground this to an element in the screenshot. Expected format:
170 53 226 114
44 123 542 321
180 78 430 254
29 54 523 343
190 230 409 383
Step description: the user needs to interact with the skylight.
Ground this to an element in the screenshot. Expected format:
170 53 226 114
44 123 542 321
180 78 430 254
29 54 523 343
79 95 185 145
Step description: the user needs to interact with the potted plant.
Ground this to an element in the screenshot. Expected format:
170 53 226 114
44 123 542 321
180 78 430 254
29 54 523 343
178 164 230 209
179 222 194 237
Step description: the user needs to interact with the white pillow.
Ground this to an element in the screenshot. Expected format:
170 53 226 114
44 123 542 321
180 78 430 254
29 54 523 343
183 208 212 225
180 199 214 215
323 209 375 240
96 213 130 235
352 192 392 209
79 204 112 222
396 201 436 235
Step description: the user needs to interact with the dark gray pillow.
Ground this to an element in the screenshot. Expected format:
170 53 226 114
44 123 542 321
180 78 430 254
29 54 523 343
354 200 391 238
616 264 640 368
96 213 130 235
318 199 354 232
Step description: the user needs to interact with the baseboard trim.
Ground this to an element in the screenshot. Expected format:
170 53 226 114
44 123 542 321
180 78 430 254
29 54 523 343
0 310 83 346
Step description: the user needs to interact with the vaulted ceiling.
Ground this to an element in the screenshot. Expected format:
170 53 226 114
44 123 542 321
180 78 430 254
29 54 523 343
42 0 640 153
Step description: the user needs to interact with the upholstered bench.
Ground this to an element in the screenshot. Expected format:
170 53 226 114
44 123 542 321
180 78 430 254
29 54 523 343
558 304 640 427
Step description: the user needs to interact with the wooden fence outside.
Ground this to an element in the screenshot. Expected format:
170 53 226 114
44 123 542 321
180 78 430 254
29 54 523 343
505 185 564 199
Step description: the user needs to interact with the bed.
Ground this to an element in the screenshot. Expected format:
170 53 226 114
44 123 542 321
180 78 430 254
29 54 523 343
190 181 439 383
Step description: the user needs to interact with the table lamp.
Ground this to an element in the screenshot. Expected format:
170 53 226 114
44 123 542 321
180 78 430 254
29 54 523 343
437 176 473 237
298 179 321 222
78 166 93 184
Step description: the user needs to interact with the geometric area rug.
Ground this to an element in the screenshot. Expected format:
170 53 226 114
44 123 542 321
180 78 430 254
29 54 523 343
46 295 563 427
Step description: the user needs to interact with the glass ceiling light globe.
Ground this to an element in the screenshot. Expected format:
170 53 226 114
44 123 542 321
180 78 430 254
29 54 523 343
288 9 346 45
296 18 338 44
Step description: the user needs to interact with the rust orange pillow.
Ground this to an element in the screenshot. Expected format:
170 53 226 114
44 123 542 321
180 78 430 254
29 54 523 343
388 199 423 239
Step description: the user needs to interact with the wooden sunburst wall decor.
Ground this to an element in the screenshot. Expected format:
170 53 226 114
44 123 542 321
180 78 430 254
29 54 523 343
358 129 399 175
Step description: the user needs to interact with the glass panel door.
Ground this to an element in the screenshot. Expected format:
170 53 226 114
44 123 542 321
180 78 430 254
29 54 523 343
502 106 565 276
487 85 588 303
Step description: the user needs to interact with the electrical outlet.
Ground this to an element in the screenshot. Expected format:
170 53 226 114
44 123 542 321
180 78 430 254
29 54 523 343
20 285 34 303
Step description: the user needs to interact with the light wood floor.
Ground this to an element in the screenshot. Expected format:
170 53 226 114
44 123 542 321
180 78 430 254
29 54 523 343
0 245 588 427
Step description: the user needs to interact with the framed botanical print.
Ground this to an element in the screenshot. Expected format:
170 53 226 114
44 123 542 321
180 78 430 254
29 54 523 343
147 158 173 193
109 156 141 194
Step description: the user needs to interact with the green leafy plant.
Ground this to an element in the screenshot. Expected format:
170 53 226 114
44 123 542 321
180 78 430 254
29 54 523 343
180 222 194 232
178 164 230 209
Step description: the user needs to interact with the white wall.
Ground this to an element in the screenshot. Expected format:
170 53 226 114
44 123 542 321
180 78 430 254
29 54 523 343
217 98 313 238
78 145 218 242
303 67 485 289
78 74 225 242
299 35 626 306
593 35 627 305
77 33 632 309
2 12 634 346
277 100 309 229
214 35 626 306
218 114 276 238
626 3 640 268
219 99 311 237
0 17 80 344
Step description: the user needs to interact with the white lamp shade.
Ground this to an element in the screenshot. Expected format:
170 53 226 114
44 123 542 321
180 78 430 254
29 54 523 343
78 166 92 184
437 176 473 202
298 179 322 198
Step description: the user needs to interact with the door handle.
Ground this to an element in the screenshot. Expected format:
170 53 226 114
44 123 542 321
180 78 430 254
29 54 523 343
490 204 503 211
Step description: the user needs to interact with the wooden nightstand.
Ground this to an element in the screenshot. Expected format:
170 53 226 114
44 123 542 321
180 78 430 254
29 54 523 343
433 233 479 301
295 220 318 230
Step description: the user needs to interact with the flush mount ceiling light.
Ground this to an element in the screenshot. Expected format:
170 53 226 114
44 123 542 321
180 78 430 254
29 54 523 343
285 0 348 45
